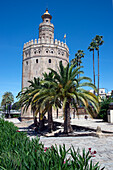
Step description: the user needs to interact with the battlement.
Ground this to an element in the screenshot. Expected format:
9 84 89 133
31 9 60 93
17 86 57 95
24 38 69 51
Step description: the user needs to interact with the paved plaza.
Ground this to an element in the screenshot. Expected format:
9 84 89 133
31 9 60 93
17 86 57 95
40 136 113 170
55 118 113 133
5 118 113 169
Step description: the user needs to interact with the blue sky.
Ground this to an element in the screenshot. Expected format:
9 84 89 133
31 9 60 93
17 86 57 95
0 0 113 103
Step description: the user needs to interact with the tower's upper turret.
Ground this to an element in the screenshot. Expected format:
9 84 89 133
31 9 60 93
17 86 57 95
41 8 52 22
39 9 54 42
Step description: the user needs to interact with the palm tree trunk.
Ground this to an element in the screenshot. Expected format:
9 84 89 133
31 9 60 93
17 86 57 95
48 106 53 132
93 50 95 94
32 107 37 127
73 108 75 119
39 112 44 131
56 108 58 118
98 49 99 96
4 104 6 112
64 102 73 134
8 104 11 118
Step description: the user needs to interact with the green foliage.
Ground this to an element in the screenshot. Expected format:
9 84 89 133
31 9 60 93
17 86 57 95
12 102 21 110
98 97 113 121
0 119 104 170
0 118 44 169
1 92 14 106
92 35 104 50
71 50 85 67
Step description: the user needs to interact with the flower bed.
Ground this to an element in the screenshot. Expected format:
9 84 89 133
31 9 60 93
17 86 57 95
0 118 104 170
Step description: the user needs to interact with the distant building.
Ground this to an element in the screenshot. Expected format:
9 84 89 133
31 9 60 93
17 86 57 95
89 88 112 99
99 88 106 98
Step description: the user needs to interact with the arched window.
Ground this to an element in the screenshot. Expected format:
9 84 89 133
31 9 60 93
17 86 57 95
26 61 28 65
49 59 51 63
36 59 38 63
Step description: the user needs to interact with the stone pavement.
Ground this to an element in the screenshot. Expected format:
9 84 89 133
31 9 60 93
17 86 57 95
39 136 113 170
54 118 113 133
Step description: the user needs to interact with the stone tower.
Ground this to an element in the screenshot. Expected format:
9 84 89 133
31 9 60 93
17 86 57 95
22 9 69 118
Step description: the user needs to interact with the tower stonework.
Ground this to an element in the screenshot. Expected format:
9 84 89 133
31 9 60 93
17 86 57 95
22 9 69 118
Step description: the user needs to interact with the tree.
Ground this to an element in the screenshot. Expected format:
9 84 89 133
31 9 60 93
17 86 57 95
1 92 14 117
43 72 54 132
88 41 97 93
71 50 85 78
12 102 21 110
93 35 104 96
17 77 42 127
33 72 61 132
98 97 113 121
47 61 99 133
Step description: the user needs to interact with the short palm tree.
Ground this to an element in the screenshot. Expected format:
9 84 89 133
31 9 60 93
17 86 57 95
1 92 14 116
17 77 42 127
47 61 99 133
33 72 61 132
93 35 104 96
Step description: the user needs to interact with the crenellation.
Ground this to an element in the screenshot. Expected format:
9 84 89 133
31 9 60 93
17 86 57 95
35 39 37 44
58 40 61 46
61 41 64 47
31 39 33 45
55 39 58 44
26 42 29 46
38 38 41 44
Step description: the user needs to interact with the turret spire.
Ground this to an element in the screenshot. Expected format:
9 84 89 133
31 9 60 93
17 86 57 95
41 9 52 21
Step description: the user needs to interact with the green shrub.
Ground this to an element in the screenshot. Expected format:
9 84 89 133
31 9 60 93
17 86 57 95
12 102 21 110
98 97 113 121
0 119 104 170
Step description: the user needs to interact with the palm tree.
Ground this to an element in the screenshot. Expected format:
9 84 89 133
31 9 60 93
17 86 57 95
88 41 97 93
48 61 99 133
71 50 85 78
43 72 54 132
1 92 14 117
17 77 43 127
33 72 61 132
93 35 104 96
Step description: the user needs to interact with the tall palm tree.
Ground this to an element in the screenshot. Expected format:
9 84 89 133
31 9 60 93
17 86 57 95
88 41 97 93
47 61 99 133
93 35 104 96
